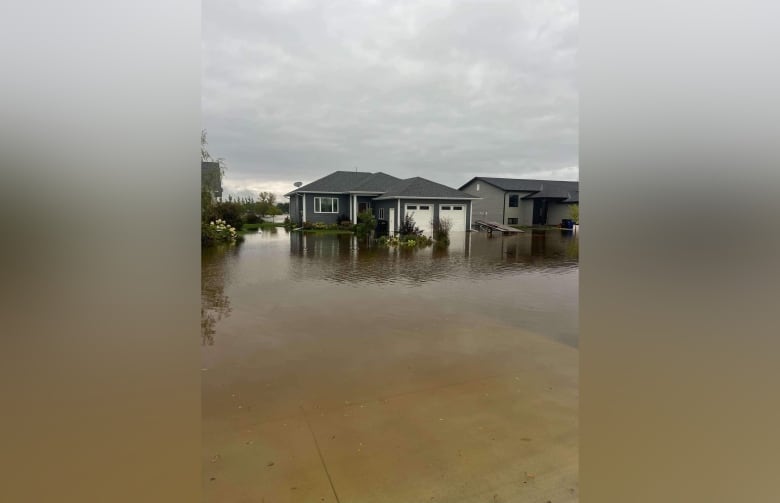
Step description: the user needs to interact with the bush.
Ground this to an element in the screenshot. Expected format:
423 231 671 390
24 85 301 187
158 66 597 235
398 214 423 237
245 213 261 224
431 217 452 245
355 211 377 238
202 219 239 246
377 233 432 248
301 221 340 230
205 201 245 230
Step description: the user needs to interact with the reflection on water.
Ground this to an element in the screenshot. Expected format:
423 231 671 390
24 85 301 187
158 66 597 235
201 228 579 347
287 230 578 285
201 244 239 345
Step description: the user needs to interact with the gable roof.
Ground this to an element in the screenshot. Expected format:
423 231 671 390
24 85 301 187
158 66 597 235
285 171 474 200
374 177 478 200
460 176 579 202
285 171 375 195
351 172 403 192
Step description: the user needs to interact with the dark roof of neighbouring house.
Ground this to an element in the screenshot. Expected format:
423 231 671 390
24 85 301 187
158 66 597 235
460 176 579 202
374 177 479 200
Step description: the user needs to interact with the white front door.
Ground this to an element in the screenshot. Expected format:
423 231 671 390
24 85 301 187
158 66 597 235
405 204 433 235
389 207 395 234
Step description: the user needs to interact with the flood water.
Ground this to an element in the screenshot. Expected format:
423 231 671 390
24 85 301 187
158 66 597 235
202 229 579 502
202 229 578 353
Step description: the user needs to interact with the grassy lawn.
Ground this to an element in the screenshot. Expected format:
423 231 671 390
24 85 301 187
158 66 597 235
241 222 287 232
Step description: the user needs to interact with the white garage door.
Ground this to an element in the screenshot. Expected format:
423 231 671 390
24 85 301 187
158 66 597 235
439 204 467 232
405 204 433 235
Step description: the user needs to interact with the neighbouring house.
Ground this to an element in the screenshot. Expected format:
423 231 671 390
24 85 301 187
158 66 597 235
285 171 478 235
459 177 579 227
201 161 223 202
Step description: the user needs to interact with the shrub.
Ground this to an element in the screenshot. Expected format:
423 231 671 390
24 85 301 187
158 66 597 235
245 213 261 224
431 217 452 245
376 233 431 248
398 214 423 237
205 201 245 230
355 211 377 238
202 218 239 246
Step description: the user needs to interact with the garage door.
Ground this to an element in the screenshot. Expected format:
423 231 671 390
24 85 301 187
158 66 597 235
405 204 433 235
439 204 467 232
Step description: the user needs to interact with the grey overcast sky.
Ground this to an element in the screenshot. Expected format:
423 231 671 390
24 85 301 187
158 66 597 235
203 0 577 200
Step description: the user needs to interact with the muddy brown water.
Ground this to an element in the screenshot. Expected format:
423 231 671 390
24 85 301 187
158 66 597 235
202 229 579 502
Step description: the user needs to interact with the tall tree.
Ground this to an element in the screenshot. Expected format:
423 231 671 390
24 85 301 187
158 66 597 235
201 129 227 174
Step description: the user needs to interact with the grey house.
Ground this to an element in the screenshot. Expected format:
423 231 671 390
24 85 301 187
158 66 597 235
285 171 478 235
459 177 578 227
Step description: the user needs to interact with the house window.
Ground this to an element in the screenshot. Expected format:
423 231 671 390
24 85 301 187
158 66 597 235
508 218 518 224
358 202 369 213
314 197 339 213
419 205 430 210
508 195 519 207
378 208 385 219
476 183 480 191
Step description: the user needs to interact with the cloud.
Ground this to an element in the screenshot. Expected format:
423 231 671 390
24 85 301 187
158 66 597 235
203 0 578 200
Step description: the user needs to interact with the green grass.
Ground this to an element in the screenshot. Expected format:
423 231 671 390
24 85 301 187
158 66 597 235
242 222 286 232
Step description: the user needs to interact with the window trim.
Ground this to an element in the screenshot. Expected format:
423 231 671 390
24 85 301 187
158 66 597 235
508 194 519 207
314 196 339 214
378 208 385 219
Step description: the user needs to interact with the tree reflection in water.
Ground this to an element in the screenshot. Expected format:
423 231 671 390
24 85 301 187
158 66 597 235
201 244 237 345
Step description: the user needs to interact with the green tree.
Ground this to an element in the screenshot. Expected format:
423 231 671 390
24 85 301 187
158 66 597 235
569 204 579 224
256 191 277 216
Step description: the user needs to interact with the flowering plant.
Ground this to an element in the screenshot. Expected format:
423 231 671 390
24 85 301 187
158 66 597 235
202 218 239 245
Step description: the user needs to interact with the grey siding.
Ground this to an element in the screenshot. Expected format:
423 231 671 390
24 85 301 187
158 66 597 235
461 180 504 227
519 199 534 226
371 199 397 230
546 202 575 226
303 193 350 224
504 191 535 226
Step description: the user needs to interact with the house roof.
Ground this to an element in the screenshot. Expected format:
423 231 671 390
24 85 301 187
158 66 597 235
350 172 403 192
285 171 475 200
374 177 478 200
461 176 578 202
285 171 377 196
